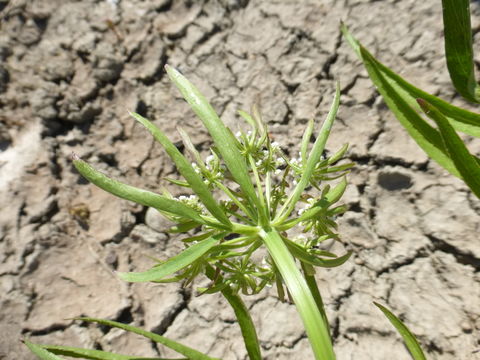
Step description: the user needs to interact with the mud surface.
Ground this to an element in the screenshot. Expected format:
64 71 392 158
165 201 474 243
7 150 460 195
1 0 479 359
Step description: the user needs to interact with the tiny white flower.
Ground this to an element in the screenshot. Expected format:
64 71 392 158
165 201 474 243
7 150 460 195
274 168 282 175
206 155 215 163
235 131 242 138
255 160 262 167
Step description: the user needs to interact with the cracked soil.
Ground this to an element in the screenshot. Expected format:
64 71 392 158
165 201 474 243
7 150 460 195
0 0 479 359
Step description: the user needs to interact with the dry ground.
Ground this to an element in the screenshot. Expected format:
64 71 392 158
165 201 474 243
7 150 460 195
0 0 479 359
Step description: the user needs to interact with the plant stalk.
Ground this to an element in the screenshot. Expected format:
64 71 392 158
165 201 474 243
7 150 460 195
259 228 335 360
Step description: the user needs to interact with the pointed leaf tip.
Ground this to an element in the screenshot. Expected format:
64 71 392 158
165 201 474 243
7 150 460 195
71 152 80 161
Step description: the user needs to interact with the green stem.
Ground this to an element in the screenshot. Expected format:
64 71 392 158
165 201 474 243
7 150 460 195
301 262 331 342
259 228 335 360
205 266 262 360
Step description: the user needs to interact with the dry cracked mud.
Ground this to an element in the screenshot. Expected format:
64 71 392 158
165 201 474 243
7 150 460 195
0 0 479 359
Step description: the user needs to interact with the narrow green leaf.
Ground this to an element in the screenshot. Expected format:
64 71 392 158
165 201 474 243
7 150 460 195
75 317 218 360
374 302 427 360
72 155 205 224
130 112 231 228
165 65 262 223
118 235 220 282
442 0 479 103
284 238 352 268
301 119 315 166
353 46 460 177
23 340 63 360
238 110 256 128
417 99 480 198
177 126 206 169
260 228 335 360
341 23 480 138
277 82 341 223
205 265 262 360
40 344 168 360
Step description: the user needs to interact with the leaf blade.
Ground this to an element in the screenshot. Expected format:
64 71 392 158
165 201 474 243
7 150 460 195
72 155 205 224
130 112 231 228
417 99 480 198
341 23 480 138
23 340 63 360
374 302 426 360
74 317 218 360
118 235 221 282
276 82 341 222
352 45 460 177
40 344 166 360
165 65 262 223
442 0 479 102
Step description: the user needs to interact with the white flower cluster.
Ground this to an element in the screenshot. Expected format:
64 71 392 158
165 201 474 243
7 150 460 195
176 194 206 213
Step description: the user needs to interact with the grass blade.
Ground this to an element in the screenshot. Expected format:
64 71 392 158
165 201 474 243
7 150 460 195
23 340 63 360
75 318 218 360
417 99 480 198
72 155 205 224
276 82 341 223
442 0 480 103
165 65 263 224
130 112 231 228
341 23 480 138
39 345 167 359
118 235 221 282
260 228 335 360
374 302 426 360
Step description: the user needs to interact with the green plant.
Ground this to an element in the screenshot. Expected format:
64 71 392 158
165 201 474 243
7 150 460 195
341 0 480 198
25 65 357 360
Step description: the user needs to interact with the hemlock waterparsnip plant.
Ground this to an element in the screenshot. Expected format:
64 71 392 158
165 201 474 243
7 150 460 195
24 66 426 360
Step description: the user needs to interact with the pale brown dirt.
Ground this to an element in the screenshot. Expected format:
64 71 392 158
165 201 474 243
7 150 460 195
0 0 479 359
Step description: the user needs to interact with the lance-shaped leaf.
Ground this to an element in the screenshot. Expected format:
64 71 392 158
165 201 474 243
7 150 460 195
165 65 263 224
276 82 341 223
74 317 218 360
341 23 480 138
374 302 426 360
36 345 167 360
417 99 480 198
23 340 63 360
130 112 231 228
442 0 480 103
118 235 220 282
72 155 205 224
341 41 462 177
